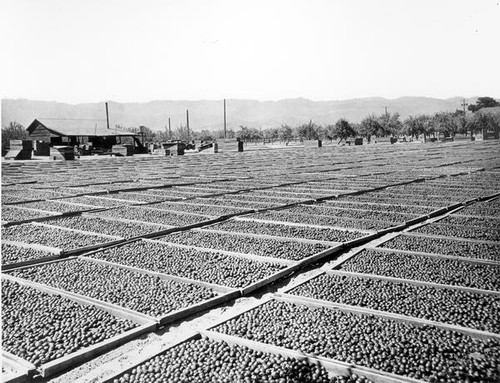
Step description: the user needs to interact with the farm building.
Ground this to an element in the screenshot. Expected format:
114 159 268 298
26 118 143 149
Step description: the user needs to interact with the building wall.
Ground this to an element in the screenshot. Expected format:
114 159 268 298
28 124 58 142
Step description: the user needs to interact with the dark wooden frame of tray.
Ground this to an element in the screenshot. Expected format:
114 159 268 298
1 274 156 378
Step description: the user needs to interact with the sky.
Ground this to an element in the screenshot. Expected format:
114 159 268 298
1 0 499 104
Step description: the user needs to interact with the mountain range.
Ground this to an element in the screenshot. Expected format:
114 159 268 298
2 97 474 132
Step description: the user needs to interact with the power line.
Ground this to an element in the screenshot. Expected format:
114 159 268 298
224 99 227 139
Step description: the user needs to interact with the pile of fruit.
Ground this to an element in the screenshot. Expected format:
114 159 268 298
380 234 500 261
92 206 212 227
43 216 166 238
2 279 137 366
414 222 500 242
10 259 216 317
2 224 116 251
88 241 286 288
162 230 330 261
214 300 500 382
340 249 500 291
256 211 394 231
211 220 366 242
289 273 500 333
1 243 53 266
110 337 372 383
1 206 53 222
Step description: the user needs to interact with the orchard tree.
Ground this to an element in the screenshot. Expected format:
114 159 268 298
451 110 470 136
470 112 500 136
214 128 236 139
155 130 170 142
173 125 190 141
138 126 157 143
403 115 433 140
278 124 294 143
237 126 262 142
2 121 28 150
358 115 381 140
198 129 214 142
297 120 320 140
324 124 336 142
432 112 457 137
263 127 279 143
333 118 357 143
378 112 403 137
468 97 500 113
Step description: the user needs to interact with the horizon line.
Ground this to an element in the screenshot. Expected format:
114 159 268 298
2 95 492 106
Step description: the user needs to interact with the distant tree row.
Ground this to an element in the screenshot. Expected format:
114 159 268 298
3 97 500 150
2 121 28 150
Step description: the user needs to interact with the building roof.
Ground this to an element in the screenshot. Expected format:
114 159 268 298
26 118 138 137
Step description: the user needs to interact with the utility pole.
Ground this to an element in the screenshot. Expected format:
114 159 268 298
186 110 190 141
461 99 468 113
224 99 227 139
384 106 388 117
168 118 171 140
105 102 110 130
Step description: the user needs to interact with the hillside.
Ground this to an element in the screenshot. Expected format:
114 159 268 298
1 97 470 132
